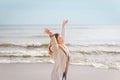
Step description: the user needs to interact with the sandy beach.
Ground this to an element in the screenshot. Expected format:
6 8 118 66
0 63 120 80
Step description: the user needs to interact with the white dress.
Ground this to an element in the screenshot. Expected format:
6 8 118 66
49 27 70 80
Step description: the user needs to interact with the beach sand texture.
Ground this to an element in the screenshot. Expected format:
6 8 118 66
0 63 119 80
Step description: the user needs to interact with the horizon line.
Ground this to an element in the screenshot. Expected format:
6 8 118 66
0 24 120 26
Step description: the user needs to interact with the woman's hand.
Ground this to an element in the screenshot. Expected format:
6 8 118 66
44 28 53 36
62 19 68 28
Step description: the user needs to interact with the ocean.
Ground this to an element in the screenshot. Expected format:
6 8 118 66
0 25 120 70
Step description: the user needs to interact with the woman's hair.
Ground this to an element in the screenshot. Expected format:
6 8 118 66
54 33 60 41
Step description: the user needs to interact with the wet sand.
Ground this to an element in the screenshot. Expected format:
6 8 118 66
0 63 120 80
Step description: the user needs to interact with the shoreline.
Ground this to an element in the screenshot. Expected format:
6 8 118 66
0 63 120 80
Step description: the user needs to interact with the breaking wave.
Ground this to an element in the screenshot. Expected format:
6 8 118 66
0 43 48 48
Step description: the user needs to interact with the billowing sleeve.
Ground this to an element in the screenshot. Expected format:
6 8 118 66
50 35 58 53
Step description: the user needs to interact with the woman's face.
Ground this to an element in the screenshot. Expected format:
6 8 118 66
57 35 64 44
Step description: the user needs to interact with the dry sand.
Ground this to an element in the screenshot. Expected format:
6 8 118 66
0 63 120 80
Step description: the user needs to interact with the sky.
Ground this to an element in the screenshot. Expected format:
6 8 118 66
0 0 120 25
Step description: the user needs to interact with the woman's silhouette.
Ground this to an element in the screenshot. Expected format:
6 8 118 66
44 20 70 80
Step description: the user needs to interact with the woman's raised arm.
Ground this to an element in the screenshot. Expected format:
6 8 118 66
44 28 58 53
61 19 68 43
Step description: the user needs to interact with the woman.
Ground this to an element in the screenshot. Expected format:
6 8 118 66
44 20 70 80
